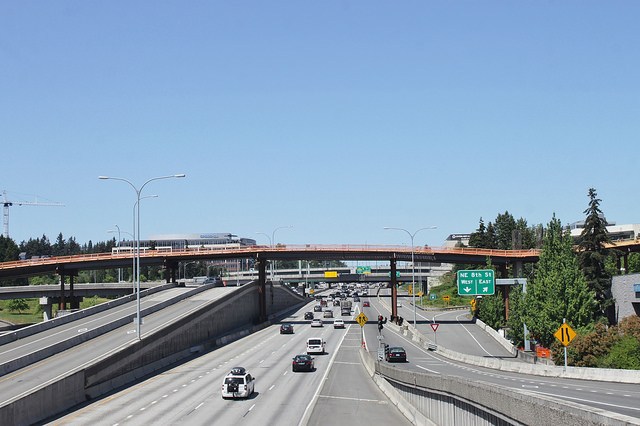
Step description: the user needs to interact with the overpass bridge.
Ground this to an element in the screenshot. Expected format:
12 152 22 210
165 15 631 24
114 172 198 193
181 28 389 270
0 244 540 321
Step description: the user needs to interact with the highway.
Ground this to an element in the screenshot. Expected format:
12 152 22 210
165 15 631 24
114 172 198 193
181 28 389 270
0 286 239 407
47 299 411 426
367 288 640 421
0 287 192 367
4 284 640 424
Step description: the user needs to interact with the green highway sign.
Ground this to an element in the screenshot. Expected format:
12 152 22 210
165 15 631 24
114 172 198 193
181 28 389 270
457 269 495 296
356 266 372 274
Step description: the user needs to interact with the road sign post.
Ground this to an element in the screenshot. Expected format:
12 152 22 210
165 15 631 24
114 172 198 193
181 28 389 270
554 319 576 370
430 323 439 346
457 269 495 296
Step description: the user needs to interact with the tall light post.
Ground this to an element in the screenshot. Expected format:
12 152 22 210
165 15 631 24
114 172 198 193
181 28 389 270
99 174 185 340
384 226 437 326
107 225 136 283
256 226 293 282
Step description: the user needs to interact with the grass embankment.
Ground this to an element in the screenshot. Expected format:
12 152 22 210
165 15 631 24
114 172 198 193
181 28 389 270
0 296 110 325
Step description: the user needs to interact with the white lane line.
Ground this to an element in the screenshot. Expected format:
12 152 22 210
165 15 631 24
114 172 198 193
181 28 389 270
195 402 204 410
528 390 640 413
416 364 440 374
269 384 275 391
318 394 388 403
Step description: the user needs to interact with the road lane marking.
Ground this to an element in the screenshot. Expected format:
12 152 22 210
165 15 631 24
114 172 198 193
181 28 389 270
318 395 388 404
195 402 204 410
416 364 440 374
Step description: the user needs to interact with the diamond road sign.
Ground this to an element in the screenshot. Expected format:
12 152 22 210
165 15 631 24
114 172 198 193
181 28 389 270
457 269 495 296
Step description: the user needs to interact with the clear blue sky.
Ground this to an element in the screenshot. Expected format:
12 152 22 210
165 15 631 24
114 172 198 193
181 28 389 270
1 2 638 247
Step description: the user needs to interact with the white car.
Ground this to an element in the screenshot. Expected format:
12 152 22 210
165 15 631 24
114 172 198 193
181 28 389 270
221 367 255 399
333 319 345 329
306 337 326 355
310 318 323 327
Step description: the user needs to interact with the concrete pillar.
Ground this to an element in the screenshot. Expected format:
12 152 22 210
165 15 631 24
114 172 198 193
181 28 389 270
390 257 397 319
59 275 66 310
69 275 80 309
257 257 267 323
39 297 53 321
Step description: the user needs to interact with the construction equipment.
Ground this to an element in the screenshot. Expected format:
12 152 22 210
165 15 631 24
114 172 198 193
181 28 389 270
1 190 64 238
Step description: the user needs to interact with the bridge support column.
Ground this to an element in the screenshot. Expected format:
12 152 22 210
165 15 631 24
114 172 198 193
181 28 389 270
390 257 397 319
69 275 80 309
257 257 267 323
39 297 53 321
58 274 66 310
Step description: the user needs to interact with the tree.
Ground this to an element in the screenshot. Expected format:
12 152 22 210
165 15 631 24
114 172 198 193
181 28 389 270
577 188 613 322
7 298 29 314
524 215 596 347
468 218 487 248
477 293 505 330
494 211 517 250
505 285 526 347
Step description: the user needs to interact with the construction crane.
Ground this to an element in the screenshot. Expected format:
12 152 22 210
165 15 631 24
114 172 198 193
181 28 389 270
1 190 64 239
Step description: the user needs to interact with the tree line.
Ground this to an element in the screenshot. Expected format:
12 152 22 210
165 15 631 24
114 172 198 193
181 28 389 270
465 188 640 368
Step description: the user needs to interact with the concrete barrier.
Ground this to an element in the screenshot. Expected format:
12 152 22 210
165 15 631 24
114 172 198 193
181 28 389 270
0 283 306 425
0 283 211 376
400 322 640 384
0 282 176 346
361 348 640 426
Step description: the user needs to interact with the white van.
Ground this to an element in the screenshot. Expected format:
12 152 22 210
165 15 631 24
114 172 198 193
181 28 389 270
306 337 325 355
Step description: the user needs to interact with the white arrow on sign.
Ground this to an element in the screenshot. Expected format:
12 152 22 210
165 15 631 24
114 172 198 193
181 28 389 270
463 287 472 293
482 287 489 293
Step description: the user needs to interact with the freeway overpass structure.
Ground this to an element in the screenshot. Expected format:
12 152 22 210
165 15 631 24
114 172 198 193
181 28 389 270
0 244 540 322
4 282 638 425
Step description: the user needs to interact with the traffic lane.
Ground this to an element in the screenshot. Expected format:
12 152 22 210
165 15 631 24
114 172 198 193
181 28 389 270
366 321 640 421
48 304 349 425
0 286 239 405
0 287 201 362
373 288 517 360
424 309 518 360
306 324 413 426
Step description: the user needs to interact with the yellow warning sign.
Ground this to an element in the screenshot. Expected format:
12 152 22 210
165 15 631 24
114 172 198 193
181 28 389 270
554 323 577 347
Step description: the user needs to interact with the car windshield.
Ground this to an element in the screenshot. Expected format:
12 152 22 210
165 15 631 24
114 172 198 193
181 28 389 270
390 348 404 353
308 339 322 345
295 355 311 361
225 377 245 385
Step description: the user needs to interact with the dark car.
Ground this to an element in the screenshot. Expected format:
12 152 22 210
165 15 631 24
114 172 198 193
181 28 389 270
386 346 407 362
304 312 314 320
292 354 315 372
314 305 323 312
280 323 294 334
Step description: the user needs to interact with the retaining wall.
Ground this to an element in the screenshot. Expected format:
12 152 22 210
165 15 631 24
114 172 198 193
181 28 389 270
0 283 307 426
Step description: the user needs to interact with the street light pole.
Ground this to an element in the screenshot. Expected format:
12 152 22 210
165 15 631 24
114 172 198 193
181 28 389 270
256 226 293 282
108 227 135 284
99 174 185 340
384 226 437 327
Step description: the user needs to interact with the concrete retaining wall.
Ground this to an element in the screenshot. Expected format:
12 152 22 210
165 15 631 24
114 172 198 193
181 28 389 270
0 282 176 346
399 322 640 384
361 348 640 426
0 283 306 426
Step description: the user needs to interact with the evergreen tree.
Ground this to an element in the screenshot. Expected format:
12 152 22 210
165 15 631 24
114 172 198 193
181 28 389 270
494 211 517 250
485 222 497 249
577 188 613 322
524 215 596 347
468 218 487 248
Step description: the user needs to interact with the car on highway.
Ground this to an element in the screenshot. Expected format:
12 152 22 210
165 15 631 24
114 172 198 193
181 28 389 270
310 319 323 327
304 312 314 320
314 305 323 312
385 347 407 363
323 310 333 318
333 318 345 329
280 323 294 334
292 354 315 372
306 337 325 355
221 367 255 399
363 301 370 307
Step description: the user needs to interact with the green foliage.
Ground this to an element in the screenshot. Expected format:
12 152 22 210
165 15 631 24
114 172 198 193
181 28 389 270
577 188 613 322
477 293 505 330
524 215 596 348
601 336 640 369
505 285 525 347
6 298 29 314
